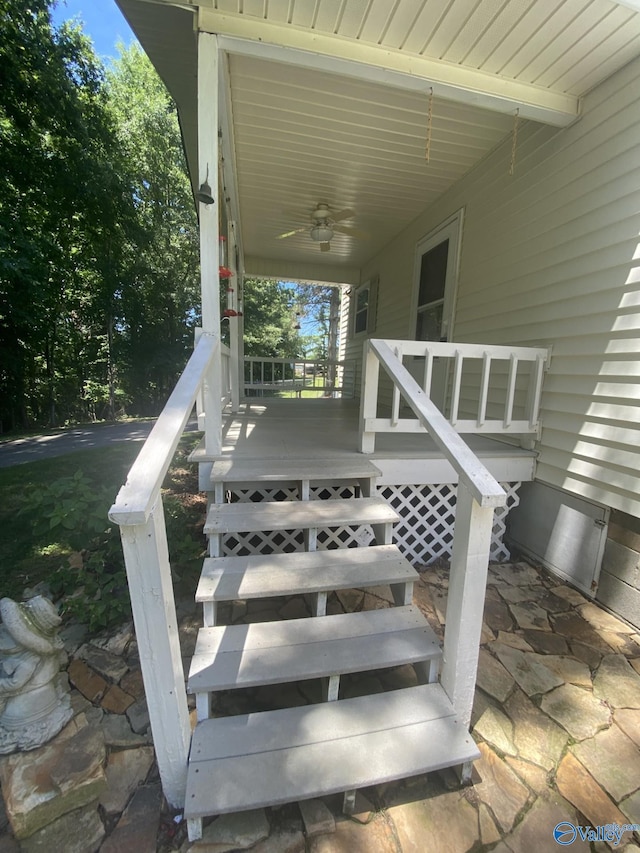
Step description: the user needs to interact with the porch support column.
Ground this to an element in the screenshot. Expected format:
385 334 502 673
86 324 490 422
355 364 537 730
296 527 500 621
198 31 222 455
227 220 241 412
440 484 494 729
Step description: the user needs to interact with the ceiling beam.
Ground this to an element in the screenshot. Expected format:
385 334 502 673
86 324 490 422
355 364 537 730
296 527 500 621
244 256 359 286
199 9 579 127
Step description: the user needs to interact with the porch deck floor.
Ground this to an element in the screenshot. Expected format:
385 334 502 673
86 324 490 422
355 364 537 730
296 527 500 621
220 397 534 462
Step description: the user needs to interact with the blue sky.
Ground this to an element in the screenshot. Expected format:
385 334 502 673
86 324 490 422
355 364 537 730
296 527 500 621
50 0 136 60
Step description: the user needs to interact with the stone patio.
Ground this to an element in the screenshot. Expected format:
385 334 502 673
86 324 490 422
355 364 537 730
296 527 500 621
1 558 639 852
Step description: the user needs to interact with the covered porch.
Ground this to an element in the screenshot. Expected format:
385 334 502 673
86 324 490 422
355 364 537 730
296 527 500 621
108 0 640 840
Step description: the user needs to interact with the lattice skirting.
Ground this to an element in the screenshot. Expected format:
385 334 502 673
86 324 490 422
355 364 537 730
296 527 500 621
220 482 521 565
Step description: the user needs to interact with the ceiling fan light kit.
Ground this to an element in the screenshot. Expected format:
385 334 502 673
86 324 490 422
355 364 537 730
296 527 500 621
310 224 333 243
276 202 364 252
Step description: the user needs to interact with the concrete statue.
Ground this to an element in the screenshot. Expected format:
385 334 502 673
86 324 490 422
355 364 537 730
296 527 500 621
0 596 72 753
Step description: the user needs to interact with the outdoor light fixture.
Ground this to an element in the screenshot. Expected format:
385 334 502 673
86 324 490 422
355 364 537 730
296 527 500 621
196 166 215 205
310 224 333 243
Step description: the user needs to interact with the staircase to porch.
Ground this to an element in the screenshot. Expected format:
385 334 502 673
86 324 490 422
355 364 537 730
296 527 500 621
183 457 480 841
108 334 547 841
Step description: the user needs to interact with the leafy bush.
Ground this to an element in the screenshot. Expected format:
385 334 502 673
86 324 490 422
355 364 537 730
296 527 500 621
22 470 130 632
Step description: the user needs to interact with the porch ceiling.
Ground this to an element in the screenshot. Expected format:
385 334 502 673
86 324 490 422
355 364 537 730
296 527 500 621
117 0 640 283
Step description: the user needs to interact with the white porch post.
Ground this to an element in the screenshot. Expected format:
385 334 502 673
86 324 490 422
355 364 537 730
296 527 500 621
198 31 222 455
359 340 379 453
118 500 191 807
440 484 494 728
227 220 241 412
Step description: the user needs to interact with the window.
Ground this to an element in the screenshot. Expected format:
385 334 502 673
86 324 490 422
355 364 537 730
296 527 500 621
415 238 449 341
352 276 378 337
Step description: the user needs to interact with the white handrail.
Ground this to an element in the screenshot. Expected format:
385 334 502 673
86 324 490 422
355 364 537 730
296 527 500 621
109 333 218 525
366 340 506 509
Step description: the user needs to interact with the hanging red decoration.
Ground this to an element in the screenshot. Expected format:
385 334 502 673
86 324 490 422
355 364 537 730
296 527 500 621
219 265 234 279
222 308 242 318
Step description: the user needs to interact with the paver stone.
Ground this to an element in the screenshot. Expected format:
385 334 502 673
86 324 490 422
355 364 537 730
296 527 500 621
620 790 640 826
572 725 640 802
550 584 588 606
0 720 106 839
541 683 610 740
557 752 628 832
594 655 640 709
478 803 501 846
100 784 162 853
67 659 107 703
492 643 563 696
530 654 592 687
522 630 569 655
578 603 635 635
473 706 516 756
484 599 514 632
99 745 155 814
552 612 613 653
477 648 515 702
76 644 129 682
19 804 105 853
614 709 640 748
505 688 568 771
510 603 551 632
503 794 590 853
251 828 306 853
308 814 397 853
473 742 529 833
388 790 479 853
495 631 534 652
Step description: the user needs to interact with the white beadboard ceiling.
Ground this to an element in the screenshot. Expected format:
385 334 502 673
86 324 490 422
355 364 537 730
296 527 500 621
117 0 640 283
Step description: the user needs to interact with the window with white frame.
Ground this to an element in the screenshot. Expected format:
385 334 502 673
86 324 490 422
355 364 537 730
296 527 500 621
352 276 377 337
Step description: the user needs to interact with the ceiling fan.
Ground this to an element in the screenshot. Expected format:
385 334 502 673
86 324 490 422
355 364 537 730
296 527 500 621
276 203 366 252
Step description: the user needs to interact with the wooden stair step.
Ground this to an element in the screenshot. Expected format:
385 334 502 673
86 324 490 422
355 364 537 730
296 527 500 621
204 496 398 535
184 683 479 818
210 457 381 485
188 605 440 693
196 544 416 603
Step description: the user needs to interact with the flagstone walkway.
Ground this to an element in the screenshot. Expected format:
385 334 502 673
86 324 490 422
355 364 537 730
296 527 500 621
1 560 639 852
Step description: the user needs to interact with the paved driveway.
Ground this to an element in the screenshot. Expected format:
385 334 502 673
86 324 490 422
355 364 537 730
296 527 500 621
0 421 198 468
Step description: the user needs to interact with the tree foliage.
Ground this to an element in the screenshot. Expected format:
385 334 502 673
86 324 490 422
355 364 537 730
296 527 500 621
0 3 199 430
0 2 334 431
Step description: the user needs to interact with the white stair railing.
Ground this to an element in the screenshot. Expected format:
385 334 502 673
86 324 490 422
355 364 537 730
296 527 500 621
109 331 219 808
360 339 509 732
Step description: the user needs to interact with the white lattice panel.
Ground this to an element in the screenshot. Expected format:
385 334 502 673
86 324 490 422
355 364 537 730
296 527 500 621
219 482 521 563
379 482 520 565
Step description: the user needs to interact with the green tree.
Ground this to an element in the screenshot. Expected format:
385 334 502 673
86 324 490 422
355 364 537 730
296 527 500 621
106 44 200 415
0 0 132 428
242 279 302 358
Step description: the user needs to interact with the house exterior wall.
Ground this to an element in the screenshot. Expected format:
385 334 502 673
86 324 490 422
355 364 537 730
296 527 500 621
347 53 640 525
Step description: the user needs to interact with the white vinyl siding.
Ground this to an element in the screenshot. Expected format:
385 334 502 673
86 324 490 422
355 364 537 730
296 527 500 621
356 53 640 518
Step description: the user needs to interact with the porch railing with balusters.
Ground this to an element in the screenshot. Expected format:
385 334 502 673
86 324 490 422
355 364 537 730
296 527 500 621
360 339 550 453
244 356 356 398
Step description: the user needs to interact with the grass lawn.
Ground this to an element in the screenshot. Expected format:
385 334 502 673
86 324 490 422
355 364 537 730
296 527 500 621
0 435 206 622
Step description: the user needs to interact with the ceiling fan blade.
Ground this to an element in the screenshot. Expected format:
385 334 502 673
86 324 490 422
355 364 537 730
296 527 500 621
333 225 369 239
330 208 355 223
320 242 331 252
276 226 307 240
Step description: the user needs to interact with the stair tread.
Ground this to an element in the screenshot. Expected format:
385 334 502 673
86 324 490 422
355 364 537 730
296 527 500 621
211 457 381 484
188 606 440 692
204 496 398 535
184 683 479 817
196 544 416 603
